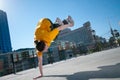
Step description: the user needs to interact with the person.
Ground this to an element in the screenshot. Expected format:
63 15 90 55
33 15 74 79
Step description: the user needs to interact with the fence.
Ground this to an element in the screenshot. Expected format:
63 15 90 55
0 46 89 77
0 52 38 77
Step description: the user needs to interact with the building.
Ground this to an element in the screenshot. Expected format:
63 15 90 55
0 10 12 53
57 21 95 49
0 48 37 76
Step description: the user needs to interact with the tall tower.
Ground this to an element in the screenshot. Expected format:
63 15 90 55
0 10 12 53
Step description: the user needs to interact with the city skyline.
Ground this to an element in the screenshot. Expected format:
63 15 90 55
0 0 120 50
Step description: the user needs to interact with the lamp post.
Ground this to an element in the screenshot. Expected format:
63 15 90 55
92 30 96 42
92 30 97 51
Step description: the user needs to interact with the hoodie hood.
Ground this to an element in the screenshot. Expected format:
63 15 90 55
37 18 52 31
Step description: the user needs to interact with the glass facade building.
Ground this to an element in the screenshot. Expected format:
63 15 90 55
0 10 12 53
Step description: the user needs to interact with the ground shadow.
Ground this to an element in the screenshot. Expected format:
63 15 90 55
44 63 120 80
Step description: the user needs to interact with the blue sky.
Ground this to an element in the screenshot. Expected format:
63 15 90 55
0 0 120 50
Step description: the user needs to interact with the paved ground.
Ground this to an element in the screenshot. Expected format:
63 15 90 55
1 47 120 80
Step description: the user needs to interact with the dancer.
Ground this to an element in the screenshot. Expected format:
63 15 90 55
33 15 74 79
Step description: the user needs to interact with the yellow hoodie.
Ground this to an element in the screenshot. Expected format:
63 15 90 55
34 18 59 56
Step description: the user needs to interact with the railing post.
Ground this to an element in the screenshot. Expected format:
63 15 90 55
11 53 16 74
32 53 36 68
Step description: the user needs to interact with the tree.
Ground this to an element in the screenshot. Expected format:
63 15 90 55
109 37 115 47
117 38 120 45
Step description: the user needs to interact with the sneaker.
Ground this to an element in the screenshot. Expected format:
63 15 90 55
67 15 74 26
55 17 63 25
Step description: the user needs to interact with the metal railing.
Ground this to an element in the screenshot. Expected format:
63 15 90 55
0 52 38 77
0 44 107 77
